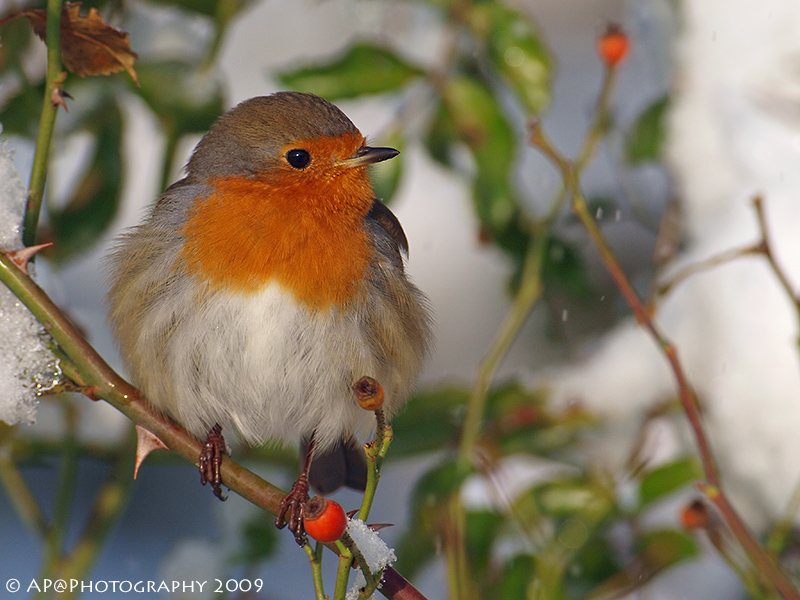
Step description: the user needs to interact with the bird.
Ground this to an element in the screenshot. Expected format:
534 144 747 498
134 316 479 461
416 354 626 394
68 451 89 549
104 91 432 542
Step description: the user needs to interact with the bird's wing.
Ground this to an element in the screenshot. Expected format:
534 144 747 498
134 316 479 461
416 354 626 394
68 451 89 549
367 199 409 256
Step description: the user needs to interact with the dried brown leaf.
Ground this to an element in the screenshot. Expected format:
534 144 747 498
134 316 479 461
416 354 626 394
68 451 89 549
1 2 138 83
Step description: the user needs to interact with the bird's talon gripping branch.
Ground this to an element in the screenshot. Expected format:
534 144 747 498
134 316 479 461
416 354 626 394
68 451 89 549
276 473 311 545
199 424 227 500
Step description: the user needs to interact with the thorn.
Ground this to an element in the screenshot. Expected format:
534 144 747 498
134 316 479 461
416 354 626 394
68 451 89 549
368 523 394 531
7 243 53 273
50 88 70 112
134 425 169 479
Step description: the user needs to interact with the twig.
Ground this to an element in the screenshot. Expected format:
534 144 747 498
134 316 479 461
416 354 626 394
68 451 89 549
456 231 547 470
752 196 800 323
527 136 800 598
24 0 64 247
0 252 426 599
0 433 52 539
654 244 762 300
55 433 137 599
304 541 327 600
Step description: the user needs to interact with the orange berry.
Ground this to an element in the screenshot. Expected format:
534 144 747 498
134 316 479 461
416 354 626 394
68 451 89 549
303 496 347 543
353 376 385 411
598 25 629 67
679 499 709 530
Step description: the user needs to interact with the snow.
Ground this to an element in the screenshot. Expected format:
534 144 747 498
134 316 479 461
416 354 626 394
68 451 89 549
345 518 396 600
0 134 61 425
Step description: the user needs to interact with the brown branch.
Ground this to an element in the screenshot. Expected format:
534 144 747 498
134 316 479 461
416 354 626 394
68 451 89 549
527 135 800 600
753 196 800 315
0 252 426 600
654 243 762 301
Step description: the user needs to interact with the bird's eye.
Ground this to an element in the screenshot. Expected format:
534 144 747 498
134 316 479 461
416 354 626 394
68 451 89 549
286 149 311 169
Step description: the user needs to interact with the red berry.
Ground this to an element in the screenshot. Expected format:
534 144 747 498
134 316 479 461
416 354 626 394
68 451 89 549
679 499 709 530
598 25 629 66
303 496 347 543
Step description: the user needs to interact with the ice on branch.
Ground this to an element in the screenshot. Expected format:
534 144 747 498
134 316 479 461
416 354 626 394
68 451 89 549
0 135 61 425
346 519 396 600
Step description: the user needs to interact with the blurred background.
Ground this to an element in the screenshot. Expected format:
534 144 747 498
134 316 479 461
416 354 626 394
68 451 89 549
3 0 800 598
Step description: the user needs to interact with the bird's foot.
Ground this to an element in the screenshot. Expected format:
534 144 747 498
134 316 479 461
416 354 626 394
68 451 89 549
199 424 227 500
275 473 310 545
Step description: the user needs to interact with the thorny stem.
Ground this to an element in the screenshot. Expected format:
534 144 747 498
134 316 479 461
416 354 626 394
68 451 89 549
0 252 426 600
337 412 393 599
24 0 64 247
39 398 80 585
0 430 52 539
699 483 796 600
50 434 137 600
575 63 618 173
340 531 381 598
359 415 390 523
530 131 800 600
456 58 624 473
456 231 547 470
751 196 800 558
752 196 800 332
444 496 477 600
303 541 327 600
334 539 353 600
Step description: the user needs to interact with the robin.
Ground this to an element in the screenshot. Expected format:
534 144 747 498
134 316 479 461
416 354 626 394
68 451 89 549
105 91 432 542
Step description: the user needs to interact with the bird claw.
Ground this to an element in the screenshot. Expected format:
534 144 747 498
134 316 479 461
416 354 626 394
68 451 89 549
275 474 310 545
199 424 227 500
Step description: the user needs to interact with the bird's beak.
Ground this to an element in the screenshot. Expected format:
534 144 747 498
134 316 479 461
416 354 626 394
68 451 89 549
338 146 399 168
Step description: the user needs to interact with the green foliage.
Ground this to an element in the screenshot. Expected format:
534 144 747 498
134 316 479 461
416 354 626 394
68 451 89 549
278 44 424 101
47 94 124 262
1 1 707 598
626 94 670 164
393 378 700 599
389 386 468 457
370 131 404 204
134 61 225 137
1 82 45 137
639 457 702 508
231 514 279 565
468 2 551 114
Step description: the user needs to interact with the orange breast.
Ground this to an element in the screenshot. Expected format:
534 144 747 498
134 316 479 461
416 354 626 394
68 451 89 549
179 165 375 310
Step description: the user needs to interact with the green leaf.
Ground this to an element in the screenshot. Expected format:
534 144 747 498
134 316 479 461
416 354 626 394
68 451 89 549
542 236 595 300
144 0 256 22
231 516 278 565
134 61 225 135
47 97 124 262
640 528 699 569
393 514 437 579
465 510 505 577
441 74 523 242
371 132 404 204
410 459 472 515
1 82 46 137
278 44 424 101
395 458 471 578
497 554 535 600
639 457 701 508
534 478 615 522
570 530 623 590
423 101 458 169
388 386 469 458
626 94 670 164
468 3 552 114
